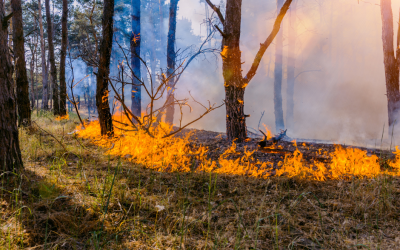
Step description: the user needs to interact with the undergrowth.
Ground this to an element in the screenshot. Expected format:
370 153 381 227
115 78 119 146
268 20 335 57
0 112 399 249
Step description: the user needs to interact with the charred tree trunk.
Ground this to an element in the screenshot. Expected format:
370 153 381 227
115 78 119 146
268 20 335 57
59 0 68 116
0 2 23 170
223 0 247 141
380 0 400 130
11 0 31 127
165 0 178 125
285 0 297 130
96 0 114 136
45 0 59 115
274 0 285 132
131 0 141 117
38 0 48 110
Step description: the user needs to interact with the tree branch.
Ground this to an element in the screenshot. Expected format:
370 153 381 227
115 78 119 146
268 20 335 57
214 24 227 38
204 0 225 24
243 0 292 83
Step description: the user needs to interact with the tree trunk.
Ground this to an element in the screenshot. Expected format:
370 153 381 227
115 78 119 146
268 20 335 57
285 0 297 131
11 0 31 127
96 0 114 136
274 0 285 132
30 51 35 109
45 0 59 115
223 0 247 141
38 0 48 110
0 1 23 170
380 0 400 129
131 0 141 117
59 0 68 116
165 0 178 125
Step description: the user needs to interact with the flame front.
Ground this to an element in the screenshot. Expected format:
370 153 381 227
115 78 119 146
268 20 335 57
76 115 400 180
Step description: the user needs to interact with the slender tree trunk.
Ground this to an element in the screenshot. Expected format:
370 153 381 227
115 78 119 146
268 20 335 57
96 0 114 136
0 1 23 170
45 0 59 115
285 0 297 130
30 53 35 109
131 0 141 117
380 0 400 130
11 0 31 126
165 0 178 124
38 0 48 110
35 34 39 111
59 0 68 116
274 0 285 132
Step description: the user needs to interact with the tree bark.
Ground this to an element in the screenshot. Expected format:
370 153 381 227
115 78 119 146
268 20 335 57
131 0 141 117
59 0 68 116
96 0 114 136
380 0 400 129
285 0 297 130
0 1 23 170
30 50 35 109
11 0 31 127
38 0 48 110
223 0 247 141
165 0 178 125
45 0 59 115
274 0 285 132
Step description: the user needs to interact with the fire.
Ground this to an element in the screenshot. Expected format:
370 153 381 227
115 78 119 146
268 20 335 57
55 114 69 121
75 114 400 180
329 146 381 179
76 114 201 173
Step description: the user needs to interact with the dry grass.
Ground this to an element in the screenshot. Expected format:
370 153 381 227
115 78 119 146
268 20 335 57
0 112 399 249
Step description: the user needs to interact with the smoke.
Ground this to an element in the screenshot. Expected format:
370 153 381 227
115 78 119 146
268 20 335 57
68 0 400 147
171 0 400 147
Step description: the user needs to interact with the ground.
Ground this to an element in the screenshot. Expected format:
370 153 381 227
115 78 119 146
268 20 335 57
0 112 399 249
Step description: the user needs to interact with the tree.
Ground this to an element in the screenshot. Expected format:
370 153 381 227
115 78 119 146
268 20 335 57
45 0 59 115
59 0 68 116
164 0 178 124
38 0 48 110
274 0 285 132
131 0 141 117
205 0 292 141
380 0 400 130
11 0 31 126
0 1 23 169
285 0 297 130
96 0 114 135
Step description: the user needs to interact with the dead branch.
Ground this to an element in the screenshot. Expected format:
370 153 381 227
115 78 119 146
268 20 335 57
204 0 225 24
66 52 86 128
32 121 68 152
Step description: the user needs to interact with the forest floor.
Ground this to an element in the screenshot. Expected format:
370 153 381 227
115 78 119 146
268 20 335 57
1 112 400 249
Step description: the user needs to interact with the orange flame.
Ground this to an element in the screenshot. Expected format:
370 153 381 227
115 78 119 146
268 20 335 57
76 114 400 180
55 114 69 121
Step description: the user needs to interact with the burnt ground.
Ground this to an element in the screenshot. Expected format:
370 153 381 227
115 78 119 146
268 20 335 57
174 127 395 170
